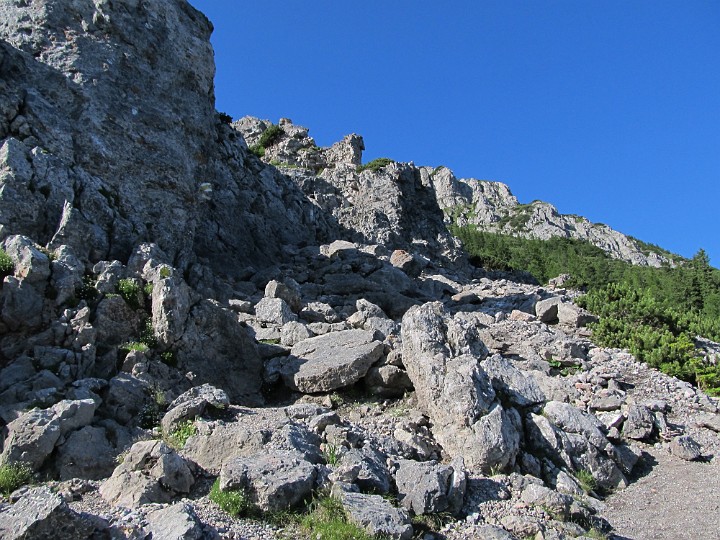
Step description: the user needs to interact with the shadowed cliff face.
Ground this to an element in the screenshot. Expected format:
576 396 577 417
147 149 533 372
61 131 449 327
0 0 216 265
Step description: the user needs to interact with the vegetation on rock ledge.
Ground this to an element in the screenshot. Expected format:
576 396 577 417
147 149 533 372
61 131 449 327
451 225 720 395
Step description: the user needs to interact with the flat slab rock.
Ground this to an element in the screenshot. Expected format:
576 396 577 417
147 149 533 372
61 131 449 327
0 486 94 539
339 491 413 540
281 329 384 393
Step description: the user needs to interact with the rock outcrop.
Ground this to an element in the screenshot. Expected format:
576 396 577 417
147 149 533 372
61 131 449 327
0 1 717 539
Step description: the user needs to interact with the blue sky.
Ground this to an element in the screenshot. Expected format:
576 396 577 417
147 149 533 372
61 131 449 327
189 1 720 266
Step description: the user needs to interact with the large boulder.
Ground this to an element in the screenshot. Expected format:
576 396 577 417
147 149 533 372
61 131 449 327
0 399 96 470
280 329 384 393
177 300 264 405
401 302 522 472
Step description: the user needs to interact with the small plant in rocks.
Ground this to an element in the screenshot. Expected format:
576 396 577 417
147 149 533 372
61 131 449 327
0 462 33 497
166 420 197 449
300 495 373 540
209 478 253 517
575 469 597 494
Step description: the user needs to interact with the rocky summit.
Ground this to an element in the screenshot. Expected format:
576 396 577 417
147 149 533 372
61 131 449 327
0 2 718 540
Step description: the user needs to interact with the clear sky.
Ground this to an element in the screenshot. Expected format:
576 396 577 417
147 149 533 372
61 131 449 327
189 1 720 266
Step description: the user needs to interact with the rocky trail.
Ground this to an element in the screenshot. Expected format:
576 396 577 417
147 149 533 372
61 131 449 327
0 1 719 539
606 448 720 540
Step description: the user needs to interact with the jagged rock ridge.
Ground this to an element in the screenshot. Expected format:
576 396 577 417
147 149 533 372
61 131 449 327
0 2 718 539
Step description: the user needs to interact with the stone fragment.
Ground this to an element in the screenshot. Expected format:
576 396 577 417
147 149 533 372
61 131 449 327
535 297 562 323
339 491 413 540
395 459 466 515
390 249 422 277
161 384 229 434
0 399 96 470
255 297 297 325
265 280 301 312
669 435 702 461
281 329 383 393
219 451 316 512
0 486 94 540
623 404 655 440
100 440 194 508
146 502 219 540
56 425 117 480
338 445 392 494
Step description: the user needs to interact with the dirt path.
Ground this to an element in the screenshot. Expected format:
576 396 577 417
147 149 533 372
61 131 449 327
605 447 720 540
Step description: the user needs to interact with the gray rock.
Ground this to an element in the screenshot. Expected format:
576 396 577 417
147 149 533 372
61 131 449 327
255 297 297 325
56 425 117 480
339 491 413 540
281 329 383 393
557 302 598 327
146 502 219 540
219 451 316 512
481 354 546 407
669 435 702 461
402 303 524 472
152 274 192 348
390 249 422 277
177 300 264 405
94 295 143 346
543 401 610 451
0 399 96 470
0 486 94 540
338 445 392 494
623 403 656 440
161 384 229 434
470 525 519 540
364 364 413 398
395 459 466 515
100 440 194 508
535 297 562 323
265 280 301 313
280 321 314 346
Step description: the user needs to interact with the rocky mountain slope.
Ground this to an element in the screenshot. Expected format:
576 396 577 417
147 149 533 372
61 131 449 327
0 1 718 539
428 168 677 268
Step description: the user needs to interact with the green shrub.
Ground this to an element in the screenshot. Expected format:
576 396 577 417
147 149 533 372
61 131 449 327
0 248 14 279
139 318 158 349
575 469 597 494
248 124 284 159
120 341 149 353
117 278 142 309
249 144 266 158
76 275 99 301
218 112 233 124
209 478 253 517
0 462 33 497
300 495 373 540
166 420 197 449
356 157 394 173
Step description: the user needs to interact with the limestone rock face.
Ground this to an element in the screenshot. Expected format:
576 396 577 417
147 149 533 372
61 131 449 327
281 329 384 393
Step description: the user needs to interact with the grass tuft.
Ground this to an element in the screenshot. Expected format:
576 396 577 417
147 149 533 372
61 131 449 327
209 478 253 517
0 462 33 497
